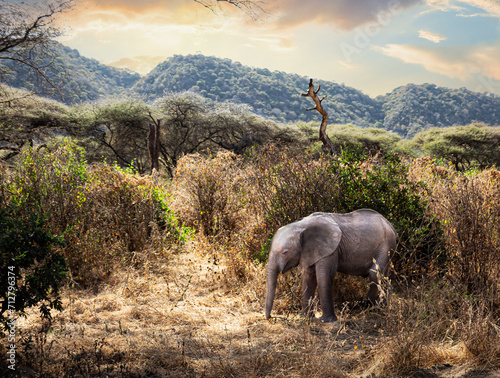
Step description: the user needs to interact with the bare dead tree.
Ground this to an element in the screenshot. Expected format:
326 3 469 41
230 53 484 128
301 78 337 155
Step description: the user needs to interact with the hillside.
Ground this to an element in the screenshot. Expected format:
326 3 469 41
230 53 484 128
378 83 500 138
0 41 140 104
132 54 384 126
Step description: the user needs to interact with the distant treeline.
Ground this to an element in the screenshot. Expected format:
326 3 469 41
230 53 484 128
1 88 498 173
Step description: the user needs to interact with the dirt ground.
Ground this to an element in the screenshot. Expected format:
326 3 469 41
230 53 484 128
13 242 500 377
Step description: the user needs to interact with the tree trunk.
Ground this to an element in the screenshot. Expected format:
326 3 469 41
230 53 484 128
147 119 161 172
301 78 336 155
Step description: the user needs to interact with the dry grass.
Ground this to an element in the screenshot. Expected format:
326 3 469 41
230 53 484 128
10 235 499 377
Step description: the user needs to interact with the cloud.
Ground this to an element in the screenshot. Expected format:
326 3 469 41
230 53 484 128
269 0 423 30
375 42 500 83
418 29 447 43
459 0 500 17
425 0 500 17
69 0 424 31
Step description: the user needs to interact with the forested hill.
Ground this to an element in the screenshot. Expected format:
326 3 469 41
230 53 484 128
378 83 500 137
132 54 384 127
132 55 500 137
0 41 140 104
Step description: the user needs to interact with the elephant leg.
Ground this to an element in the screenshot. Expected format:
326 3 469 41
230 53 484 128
316 257 338 323
302 266 317 318
367 261 383 305
367 281 379 305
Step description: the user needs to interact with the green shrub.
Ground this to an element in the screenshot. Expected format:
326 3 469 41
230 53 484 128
0 204 68 334
1 141 191 285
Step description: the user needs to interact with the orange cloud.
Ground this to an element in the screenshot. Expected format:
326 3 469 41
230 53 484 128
69 0 424 30
376 43 500 82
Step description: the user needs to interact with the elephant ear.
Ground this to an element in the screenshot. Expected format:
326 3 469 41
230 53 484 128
299 216 342 269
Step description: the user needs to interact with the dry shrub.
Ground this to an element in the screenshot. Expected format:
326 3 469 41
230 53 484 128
461 303 500 368
411 158 500 300
63 164 160 283
361 280 469 376
171 151 253 239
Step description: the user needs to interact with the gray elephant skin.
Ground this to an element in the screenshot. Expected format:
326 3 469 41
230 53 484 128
265 209 398 323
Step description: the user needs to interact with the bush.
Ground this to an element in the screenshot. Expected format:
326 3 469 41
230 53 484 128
411 158 500 299
171 151 251 239
1 142 190 286
252 145 444 277
0 204 68 334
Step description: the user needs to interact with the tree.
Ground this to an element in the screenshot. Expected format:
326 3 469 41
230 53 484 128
0 0 74 101
155 92 291 176
302 79 337 154
77 98 151 172
411 123 500 170
0 204 68 335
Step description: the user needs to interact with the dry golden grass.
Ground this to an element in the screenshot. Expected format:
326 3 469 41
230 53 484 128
12 232 499 377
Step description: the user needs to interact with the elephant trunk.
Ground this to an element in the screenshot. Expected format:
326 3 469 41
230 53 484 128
265 262 279 320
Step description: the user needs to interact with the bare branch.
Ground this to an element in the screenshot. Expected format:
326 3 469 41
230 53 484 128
0 0 75 100
193 0 266 19
301 78 336 155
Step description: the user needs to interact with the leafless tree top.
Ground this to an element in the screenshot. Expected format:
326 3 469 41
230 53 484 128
193 0 266 19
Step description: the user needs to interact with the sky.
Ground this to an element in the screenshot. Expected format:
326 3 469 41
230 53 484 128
54 0 500 97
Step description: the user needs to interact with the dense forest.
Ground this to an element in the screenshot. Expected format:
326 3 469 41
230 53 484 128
3 42 500 138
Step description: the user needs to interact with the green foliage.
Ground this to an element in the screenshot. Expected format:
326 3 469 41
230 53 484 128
325 123 401 154
255 146 444 276
1 41 140 104
1 141 191 285
410 123 500 170
150 186 193 244
133 54 384 126
5 48 500 139
378 83 500 138
0 204 68 334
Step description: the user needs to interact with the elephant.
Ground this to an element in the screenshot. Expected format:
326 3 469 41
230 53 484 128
265 209 398 323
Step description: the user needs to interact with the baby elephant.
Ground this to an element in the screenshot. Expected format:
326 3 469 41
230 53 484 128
265 209 398 323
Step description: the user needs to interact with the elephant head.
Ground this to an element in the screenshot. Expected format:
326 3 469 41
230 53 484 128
265 215 342 320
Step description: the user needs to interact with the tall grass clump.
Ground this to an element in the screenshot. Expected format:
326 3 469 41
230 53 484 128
361 158 500 374
411 158 500 304
171 151 252 239
1 142 190 286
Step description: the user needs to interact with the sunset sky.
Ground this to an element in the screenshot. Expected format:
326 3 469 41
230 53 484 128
57 0 500 97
